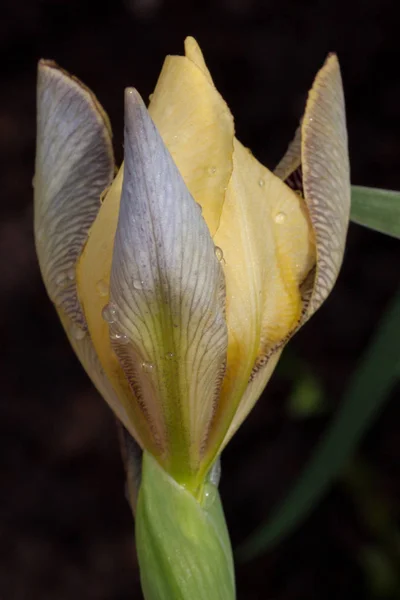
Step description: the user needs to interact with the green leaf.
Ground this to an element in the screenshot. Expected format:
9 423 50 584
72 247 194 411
351 186 400 239
136 452 235 600
238 288 400 561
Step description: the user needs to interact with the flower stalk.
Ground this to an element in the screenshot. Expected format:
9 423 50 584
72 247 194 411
136 452 235 600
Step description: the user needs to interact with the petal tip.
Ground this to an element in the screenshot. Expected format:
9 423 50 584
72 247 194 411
124 87 147 121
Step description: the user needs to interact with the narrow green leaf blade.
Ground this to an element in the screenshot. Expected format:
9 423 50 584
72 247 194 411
351 186 400 238
238 288 400 561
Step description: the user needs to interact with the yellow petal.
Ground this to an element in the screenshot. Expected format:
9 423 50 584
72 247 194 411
222 349 284 447
204 140 315 463
184 36 214 83
77 167 159 457
148 39 234 236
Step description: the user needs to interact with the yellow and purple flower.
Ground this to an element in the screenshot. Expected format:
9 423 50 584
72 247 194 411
34 38 350 495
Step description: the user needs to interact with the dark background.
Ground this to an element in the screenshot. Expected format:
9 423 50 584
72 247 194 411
1 0 399 598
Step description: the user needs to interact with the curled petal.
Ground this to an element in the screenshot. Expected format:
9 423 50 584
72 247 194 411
275 54 351 320
34 60 115 325
274 126 301 182
301 54 351 317
34 62 141 442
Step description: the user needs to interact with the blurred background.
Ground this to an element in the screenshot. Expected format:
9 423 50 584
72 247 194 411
1 0 399 598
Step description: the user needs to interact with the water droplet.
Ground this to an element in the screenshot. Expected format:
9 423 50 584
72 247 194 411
96 279 108 297
102 303 117 323
133 279 143 290
71 323 86 340
275 212 286 224
258 178 265 187
67 267 75 281
110 330 129 344
202 485 217 509
55 272 67 286
207 166 217 176
165 352 174 361
214 246 224 261
141 361 154 373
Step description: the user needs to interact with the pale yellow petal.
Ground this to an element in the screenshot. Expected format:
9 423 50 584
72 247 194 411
184 36 214 83
148 45 234 236
222 349 283 448
204 140 315 464
77 168 159 457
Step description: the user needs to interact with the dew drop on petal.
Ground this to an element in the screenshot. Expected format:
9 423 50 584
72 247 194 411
102 303 117 324
214 246 224 262
165 352 174 361
258 178 265 187
71 323 86 340
96 279 108 297
141 361 154 373
203 486 217 509
110 330 129 344
207 166 217 176
67 267 76 281
133 279 144 290
275 212 286 224
55 272 67 286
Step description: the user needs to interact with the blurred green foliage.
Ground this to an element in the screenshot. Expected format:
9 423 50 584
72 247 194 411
238 285 400 561
351 186 400 239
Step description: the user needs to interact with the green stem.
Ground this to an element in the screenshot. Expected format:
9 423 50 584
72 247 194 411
135 452 236 600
